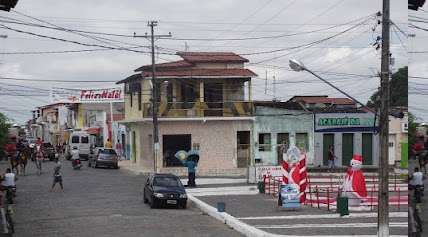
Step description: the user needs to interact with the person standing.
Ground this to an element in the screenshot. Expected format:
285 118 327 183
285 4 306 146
185 159 197 187
328 145 336 171
115 140 123 160
105 139 113 149
50 160 63 191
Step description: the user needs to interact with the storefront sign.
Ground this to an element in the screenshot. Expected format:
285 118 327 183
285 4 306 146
317 117 374 127
51 87 124 103
255 165 282 182
315 113 377 131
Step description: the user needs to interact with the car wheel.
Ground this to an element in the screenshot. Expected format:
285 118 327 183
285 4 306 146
143 192 148 204
179 202 187 209
114 164 119 169
88 161 91 167
150 197 157 209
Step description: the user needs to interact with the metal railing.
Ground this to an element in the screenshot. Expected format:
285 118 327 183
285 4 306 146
262 173 408 212
143 101 254 118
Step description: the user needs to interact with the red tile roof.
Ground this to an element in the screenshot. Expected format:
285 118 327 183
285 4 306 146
297 97 355 105
141 68 257 78
176 52 249 63
135 60 192 72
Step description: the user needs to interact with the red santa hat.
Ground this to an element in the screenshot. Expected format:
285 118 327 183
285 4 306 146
351 154 363 164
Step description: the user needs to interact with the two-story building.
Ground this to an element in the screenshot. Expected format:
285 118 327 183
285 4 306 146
118 52 256 176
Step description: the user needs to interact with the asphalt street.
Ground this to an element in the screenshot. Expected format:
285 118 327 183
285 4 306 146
9 159 242 237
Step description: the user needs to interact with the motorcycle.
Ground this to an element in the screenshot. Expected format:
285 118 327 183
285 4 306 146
71 147 82 170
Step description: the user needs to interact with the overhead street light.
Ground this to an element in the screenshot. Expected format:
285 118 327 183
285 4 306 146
288 59 375 114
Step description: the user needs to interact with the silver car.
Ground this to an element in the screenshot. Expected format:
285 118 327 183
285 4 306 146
88 148 119 169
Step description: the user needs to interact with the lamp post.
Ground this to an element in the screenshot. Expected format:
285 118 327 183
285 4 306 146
289 58 389 236
289 59 374 113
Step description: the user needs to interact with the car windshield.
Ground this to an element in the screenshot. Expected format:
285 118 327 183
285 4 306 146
153 176 181 187
99 149 116 155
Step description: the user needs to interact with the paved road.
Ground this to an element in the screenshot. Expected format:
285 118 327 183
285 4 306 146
11 159 242 237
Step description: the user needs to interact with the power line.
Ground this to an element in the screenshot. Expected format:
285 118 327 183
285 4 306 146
0 24 174 55
0 76 119 83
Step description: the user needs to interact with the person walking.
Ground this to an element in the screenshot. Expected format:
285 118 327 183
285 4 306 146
327 145 336 172
50 160 63 192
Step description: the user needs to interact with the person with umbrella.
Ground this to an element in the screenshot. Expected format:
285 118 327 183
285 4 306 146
175 150 199 187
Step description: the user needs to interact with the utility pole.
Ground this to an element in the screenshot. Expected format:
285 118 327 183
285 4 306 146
134 21 171 173
378 0 390 236
272 75 276 101
264 70 268 94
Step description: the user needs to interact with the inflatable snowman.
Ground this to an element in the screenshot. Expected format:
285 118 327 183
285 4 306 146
342 154 368 206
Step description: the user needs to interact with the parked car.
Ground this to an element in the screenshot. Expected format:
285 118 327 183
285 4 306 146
143 173 187 209
42 142 56 161
88 148 119 169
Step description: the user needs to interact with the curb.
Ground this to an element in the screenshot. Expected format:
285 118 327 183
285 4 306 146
187 195 407 237
188 194 270 237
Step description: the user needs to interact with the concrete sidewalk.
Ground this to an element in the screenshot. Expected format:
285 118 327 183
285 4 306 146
190 193 407 237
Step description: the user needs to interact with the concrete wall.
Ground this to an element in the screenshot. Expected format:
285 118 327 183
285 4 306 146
253 107 314 165
389 114 408 165
135 120 251 176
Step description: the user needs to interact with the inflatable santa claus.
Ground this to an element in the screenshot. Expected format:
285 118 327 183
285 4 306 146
342 154 368 206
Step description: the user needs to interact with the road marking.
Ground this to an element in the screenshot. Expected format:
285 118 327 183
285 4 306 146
237 212 407 220
254 222 408 229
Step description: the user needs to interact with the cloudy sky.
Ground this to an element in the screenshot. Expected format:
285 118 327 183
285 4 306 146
0 0 407 123
409 5 428 121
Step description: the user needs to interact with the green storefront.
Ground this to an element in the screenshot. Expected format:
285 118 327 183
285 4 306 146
314 112 379 167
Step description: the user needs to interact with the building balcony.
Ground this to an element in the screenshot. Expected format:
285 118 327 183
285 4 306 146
142 101 254 118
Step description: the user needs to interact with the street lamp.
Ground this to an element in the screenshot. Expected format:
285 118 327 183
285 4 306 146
288 59 375 114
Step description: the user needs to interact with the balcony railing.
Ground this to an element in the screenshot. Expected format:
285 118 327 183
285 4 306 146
143 101 254 118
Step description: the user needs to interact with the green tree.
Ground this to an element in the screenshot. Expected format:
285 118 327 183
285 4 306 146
0 113 10 157
367 66 408 107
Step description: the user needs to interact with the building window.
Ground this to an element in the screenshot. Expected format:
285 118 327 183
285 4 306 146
258 133 271 151
163 134 191 167
277 133 289 165
130 93 133 107
296 133 309 152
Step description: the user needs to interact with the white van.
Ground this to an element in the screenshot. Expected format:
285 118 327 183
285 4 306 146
67 131 91 160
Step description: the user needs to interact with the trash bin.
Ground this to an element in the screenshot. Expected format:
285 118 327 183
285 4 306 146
217 202 225 212
336 196 349 216
257 181 265 193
